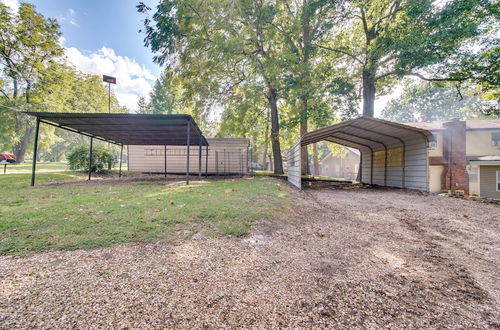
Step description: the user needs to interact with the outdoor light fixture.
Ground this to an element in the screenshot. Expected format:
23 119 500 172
102 75 117 113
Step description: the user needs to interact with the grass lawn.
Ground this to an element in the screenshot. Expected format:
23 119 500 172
2 161 128 174
0 172 289 255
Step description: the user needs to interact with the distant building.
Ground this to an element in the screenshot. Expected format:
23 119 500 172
318 147 360 180
128 138 249 175
407 119 500 198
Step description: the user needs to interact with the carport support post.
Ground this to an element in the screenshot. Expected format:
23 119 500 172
88 137 93 181
198 140 202 177
384 147 388 186
205 145 208 177
164 145 167 178
186 120 191 185
119 144 123 177
30 118 40 186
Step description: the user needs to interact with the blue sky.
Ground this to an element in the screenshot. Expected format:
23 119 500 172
2 0 161 111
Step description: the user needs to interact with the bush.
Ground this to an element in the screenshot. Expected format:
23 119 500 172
67 145 116 173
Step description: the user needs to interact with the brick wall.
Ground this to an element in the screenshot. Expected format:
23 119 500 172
441 119 469 193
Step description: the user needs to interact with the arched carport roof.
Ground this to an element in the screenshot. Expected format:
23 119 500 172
287 117 433 191
301 116 432 150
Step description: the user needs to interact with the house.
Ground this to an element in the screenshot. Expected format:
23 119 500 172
318 147 360 180
407 119 500 198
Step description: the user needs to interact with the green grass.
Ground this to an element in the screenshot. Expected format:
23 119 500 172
2 162 69 173
2 161 128 174
0 172 289 255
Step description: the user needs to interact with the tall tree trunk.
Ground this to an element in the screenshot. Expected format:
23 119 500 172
313 143 319 175
362 68 376 117
262 109 270 170
13 125 34 163
300 98 309 175
299 9 311 176
267 83 284 175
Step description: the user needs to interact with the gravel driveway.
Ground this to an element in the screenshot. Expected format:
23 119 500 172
1 186 499 328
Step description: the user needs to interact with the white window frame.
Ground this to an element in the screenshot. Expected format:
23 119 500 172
496 171 500 192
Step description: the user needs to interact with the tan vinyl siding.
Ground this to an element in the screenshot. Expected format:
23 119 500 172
479 166 500 199
128 138 249 174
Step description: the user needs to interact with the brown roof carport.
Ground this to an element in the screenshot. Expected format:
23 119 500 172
26 112 209 186
287 116 433 191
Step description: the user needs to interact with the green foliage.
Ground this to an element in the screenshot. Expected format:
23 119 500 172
67 145 116 173
136 69 177 115
0 3 127 162
0 2 64 161
317 0 499 116
381 81 498 122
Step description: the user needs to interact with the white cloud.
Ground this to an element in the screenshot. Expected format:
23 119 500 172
59 8 79 27
0 0 19 12
65 46 156 112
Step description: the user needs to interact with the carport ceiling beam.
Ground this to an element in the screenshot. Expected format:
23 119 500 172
357 116 430 142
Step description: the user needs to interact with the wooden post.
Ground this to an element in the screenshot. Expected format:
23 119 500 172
30 118 40 186
88 137 94 181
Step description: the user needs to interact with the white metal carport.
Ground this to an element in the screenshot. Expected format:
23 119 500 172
287 117 433 191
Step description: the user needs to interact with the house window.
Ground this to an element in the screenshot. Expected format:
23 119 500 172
492 133 500 146
428 135 437 149
497 171 500 191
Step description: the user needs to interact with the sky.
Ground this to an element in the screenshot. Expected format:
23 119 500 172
1 0 399 116
2 0 160 112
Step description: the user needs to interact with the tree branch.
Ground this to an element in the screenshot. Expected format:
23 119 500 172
314 44 363 64
375 71 397 81
0 87 10 100
407 73 469 82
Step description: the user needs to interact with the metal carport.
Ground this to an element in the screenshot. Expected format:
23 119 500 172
26 112 209 186
287 116 433 191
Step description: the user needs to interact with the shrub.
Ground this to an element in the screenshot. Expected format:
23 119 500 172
67 145 116 173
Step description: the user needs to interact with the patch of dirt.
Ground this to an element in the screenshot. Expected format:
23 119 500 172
1 187 499 328
35 172 243 187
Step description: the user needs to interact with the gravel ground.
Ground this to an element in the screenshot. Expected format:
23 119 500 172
1 186 499 328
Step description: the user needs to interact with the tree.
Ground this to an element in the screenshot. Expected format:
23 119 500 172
149 69 176 114
139 0 288 174
317 0 498 117
381 81 497 122
0 3 127 161
0 63 126 160
137 96 152 114
0 2 63 162
271 0 354 174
